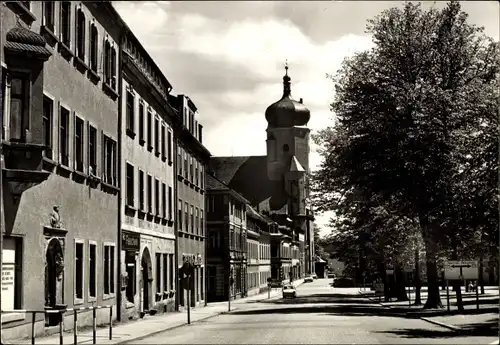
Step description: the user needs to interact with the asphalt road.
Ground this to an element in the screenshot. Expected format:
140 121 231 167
134 279 497 344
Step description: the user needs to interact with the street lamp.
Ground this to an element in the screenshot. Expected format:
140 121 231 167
228 267 234 312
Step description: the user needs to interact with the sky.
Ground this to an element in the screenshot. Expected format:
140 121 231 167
113 1 500 237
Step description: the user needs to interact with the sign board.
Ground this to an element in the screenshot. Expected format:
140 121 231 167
386 269 394 275
444 261 478 280
122 231 140 251
2 264 15 310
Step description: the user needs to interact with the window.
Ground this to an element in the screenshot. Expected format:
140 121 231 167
104 40 116 89
147 110 152 150
89 23 98 72
208 231 219 248
74 116 84 172
126 163 134 207
194 120 198 140
60 106 70 166
76 8 86 60
126 90 135 134
154 118 159 154
155 179 160 216
195 208 199 235
190 205 194 233
8 74 30 143
89 242 97 299
102 135 117 186
162 183 166 218
75 241 84 301
195 161 199 186
168 186 173 219
88 124 97 175
161 124 166 159
200 267 204 300
198 124 203 144
184 151 188 179
167 131 172 162
200 165 204 189
138 102 144 144
169 254 174 290
184 202 189 232
155 253 161 299
147 175 152 213
2 236 23 310
189 156 193 182
139 170 145 211
43 2 55 33
60 1 71 47
163 254 168 293
177 147 183 175
200 211 204 236
42 96 53 159
104 244 115 295
178 199 183 231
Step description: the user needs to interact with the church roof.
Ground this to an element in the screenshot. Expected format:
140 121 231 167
265 63 310 128
206 174 249 204
209 156 289 215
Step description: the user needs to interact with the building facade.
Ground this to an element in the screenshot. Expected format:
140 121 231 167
1 1 121 340
246 205 271 296
168 95 210 310
206 175 249 302
118 27 177 320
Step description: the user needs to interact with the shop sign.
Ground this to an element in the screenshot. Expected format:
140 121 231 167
122 231 140 251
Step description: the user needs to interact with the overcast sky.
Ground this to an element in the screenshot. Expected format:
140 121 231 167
113 1 499 237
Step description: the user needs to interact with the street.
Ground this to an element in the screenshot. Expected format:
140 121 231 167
131 279 498 344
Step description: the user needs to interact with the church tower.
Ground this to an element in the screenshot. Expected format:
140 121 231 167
265 63 310 216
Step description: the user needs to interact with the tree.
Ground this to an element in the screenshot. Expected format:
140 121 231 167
313 224 330 262
312 1 498 309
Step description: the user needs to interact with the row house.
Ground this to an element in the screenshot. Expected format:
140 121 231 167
206 175 248 302
119 23 177 320
168 94 210 310
1 1 122 340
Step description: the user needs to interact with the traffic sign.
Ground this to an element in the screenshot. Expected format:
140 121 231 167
444 260 478 280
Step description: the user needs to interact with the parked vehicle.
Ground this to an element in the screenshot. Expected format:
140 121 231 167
304 275 314 283
282 284 297 298
332 277 354 287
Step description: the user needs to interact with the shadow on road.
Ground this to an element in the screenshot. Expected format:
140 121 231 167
264 293 380 305
375 317 499 338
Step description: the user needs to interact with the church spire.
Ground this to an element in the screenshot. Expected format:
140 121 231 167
283 59 291 97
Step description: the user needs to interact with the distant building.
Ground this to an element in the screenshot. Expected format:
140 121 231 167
168 94 210 310
205 175 249 301
1 1 122 340
209 65 315 288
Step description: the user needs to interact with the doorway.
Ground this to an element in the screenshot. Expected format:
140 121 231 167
141 248 152 313
45 238 65 326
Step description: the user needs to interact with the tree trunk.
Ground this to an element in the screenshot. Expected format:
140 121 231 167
420 216 443 309
441 271 446 291
452 246 464 312
479 242 485 295
414 248 422 305
394 265 408 301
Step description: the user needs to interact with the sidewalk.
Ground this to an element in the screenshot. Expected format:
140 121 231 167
10 279 305 345
359 286 499 337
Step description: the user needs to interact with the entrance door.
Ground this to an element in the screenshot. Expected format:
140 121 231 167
141 248 152 312
45 238 64 326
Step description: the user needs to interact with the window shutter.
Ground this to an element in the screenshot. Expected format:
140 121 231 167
111 46 117 89
73 113 76 170
86 121 90 175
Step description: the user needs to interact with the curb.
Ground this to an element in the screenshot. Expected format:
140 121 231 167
419 317 461 332
118 308 237 344
489 340 499 345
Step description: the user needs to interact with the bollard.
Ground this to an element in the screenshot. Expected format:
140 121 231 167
31 312 36 345
73 311 77 345
92 307 97 344
109 306 113 340
59 311 64 345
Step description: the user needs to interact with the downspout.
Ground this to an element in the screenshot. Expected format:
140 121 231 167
116 30 125 322
204 160 208 306
173 123 179 311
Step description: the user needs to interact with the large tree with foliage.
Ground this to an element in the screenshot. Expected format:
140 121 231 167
312 1 498 309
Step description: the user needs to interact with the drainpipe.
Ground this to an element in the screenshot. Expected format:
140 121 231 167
116 30 125 322
173 132 179 311
0 114 4 342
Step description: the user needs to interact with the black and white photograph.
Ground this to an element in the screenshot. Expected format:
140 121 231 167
0 1 498 344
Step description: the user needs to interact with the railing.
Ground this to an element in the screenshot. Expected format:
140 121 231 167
1 305 113 345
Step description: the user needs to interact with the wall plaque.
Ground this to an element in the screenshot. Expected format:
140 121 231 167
122 231 140 252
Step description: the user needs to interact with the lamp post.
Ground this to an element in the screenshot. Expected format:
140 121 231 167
228 267 234 312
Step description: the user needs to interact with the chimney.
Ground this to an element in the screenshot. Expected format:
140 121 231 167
299 98 303 104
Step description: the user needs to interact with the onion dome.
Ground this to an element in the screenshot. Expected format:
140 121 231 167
265 63 310 128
